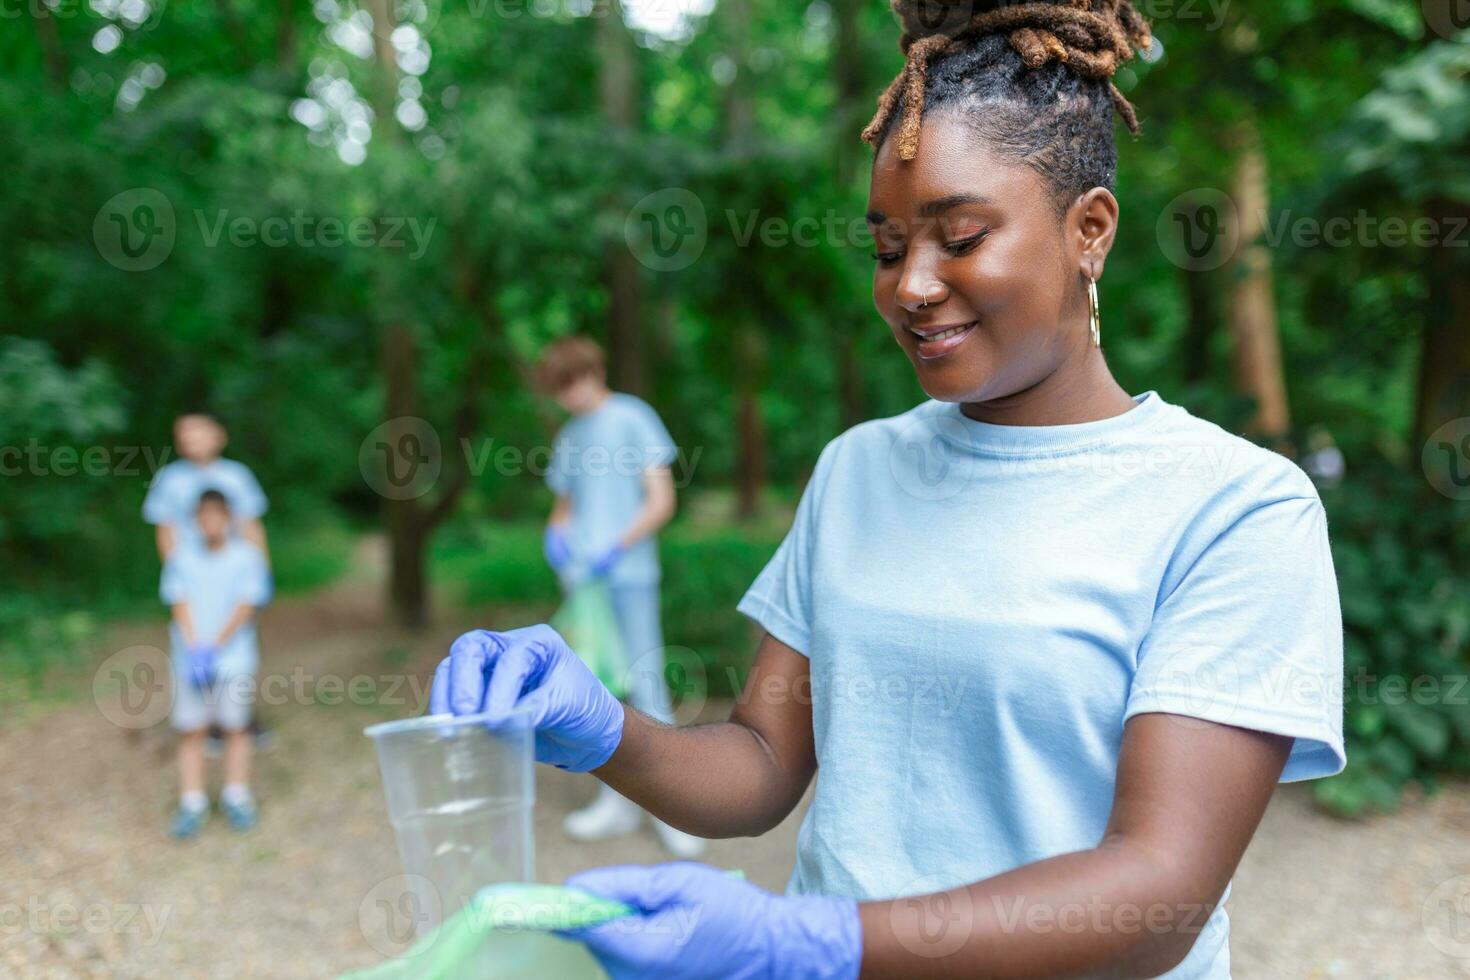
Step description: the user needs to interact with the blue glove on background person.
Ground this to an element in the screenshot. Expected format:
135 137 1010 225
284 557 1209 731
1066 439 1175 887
559 862 862 980
428 624 625 772
185 643 218 690
544 525 573 573
588 542 624 579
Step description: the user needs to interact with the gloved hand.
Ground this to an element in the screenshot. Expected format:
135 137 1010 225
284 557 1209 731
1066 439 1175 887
560 862 862 980
185 643 218 690
543 525 573 573
588 543 624 578
428 624 625 772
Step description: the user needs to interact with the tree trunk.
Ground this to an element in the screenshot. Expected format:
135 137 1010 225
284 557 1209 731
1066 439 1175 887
1413 199 1470 443
277 0 298 71
1223 117 1290 443
372 0 428 628
381 323 430 629
722 0 767 518
596 0 644 394
831 0 866 429
1180 267 1218 385
32 6 66 88
735 328 768 520
365 0 398 139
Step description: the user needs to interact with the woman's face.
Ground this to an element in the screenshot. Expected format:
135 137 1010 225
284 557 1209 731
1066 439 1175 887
867 112 1095 405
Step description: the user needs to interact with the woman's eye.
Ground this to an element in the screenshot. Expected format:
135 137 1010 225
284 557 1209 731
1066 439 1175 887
871 251 902 266
943 229 990 256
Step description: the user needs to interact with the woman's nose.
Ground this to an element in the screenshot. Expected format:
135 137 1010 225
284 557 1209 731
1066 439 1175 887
895 274 946 313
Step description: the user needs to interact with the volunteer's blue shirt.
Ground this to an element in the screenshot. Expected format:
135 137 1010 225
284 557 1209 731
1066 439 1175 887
161 539 273 674
546 393 678 586
143 458 268 551
736 390 1346 980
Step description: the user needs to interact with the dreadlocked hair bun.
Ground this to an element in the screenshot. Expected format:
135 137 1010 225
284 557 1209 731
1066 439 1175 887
864 0 1153 162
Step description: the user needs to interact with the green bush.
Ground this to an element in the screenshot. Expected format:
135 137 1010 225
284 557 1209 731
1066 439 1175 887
1313 452 1470 817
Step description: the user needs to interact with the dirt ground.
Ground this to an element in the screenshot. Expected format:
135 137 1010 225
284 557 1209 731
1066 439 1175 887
4 548 1469 979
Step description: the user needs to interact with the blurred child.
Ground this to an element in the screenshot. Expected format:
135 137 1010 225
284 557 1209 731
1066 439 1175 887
144 413 270 563
163 490 272 840
144 412 273 750
534 336 705 859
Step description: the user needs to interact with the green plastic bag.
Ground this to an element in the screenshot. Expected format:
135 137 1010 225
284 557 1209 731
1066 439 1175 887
340 884 634 980
551 581 629 698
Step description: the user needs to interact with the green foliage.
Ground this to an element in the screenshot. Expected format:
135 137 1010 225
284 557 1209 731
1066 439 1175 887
1338 33 1470 202
1314 451 1470 817
2 0 1468 818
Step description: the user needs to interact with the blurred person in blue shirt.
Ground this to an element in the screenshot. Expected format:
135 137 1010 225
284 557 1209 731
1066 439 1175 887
534 336 705 859
162 489 272 840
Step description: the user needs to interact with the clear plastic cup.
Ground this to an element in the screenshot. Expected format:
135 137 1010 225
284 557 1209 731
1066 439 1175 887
365 711 536 931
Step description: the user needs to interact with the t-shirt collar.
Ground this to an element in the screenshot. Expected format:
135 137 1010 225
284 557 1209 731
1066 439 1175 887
933 389 1167 458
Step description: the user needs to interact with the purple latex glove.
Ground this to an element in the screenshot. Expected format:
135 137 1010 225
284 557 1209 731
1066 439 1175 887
589 543 624 578
543 525 573 573
185 643 218 690
427 625 625 772
560 862 862 980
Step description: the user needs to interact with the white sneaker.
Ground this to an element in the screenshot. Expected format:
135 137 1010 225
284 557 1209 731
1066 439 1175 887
563 784 642 842
651 818 708 859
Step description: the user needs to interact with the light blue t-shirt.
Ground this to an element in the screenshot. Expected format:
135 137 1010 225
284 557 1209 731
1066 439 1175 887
736 390 1345 980
546 393 678 586
143 458 269 551
161 539 273 674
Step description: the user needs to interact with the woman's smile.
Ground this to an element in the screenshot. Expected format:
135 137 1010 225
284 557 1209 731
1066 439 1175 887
908 319 979 359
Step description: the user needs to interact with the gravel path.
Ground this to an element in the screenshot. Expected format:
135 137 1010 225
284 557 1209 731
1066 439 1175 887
4 551 1468 978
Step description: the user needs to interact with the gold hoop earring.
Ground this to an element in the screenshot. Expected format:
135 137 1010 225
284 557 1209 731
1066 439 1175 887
1087 276 1101 348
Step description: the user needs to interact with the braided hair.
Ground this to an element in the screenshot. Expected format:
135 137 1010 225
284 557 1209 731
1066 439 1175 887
863 1 1153 212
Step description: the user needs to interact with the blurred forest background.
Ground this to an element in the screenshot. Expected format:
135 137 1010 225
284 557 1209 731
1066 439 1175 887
2 0 1468 818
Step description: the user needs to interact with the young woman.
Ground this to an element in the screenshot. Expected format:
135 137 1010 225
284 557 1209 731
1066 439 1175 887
429 2 1345 976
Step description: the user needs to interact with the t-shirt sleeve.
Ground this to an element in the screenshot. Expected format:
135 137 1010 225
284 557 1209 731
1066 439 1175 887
225 463 269 520
1125 494 1346 782
630 399 678 470
735 441 837 658
235 547 273 607
160 555 188 605
142 465 178 525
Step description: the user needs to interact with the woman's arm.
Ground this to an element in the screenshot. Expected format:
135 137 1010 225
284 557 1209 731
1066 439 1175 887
596 631 816 839
565 712 1291 980
428 626 816 839
857 713 1291 979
